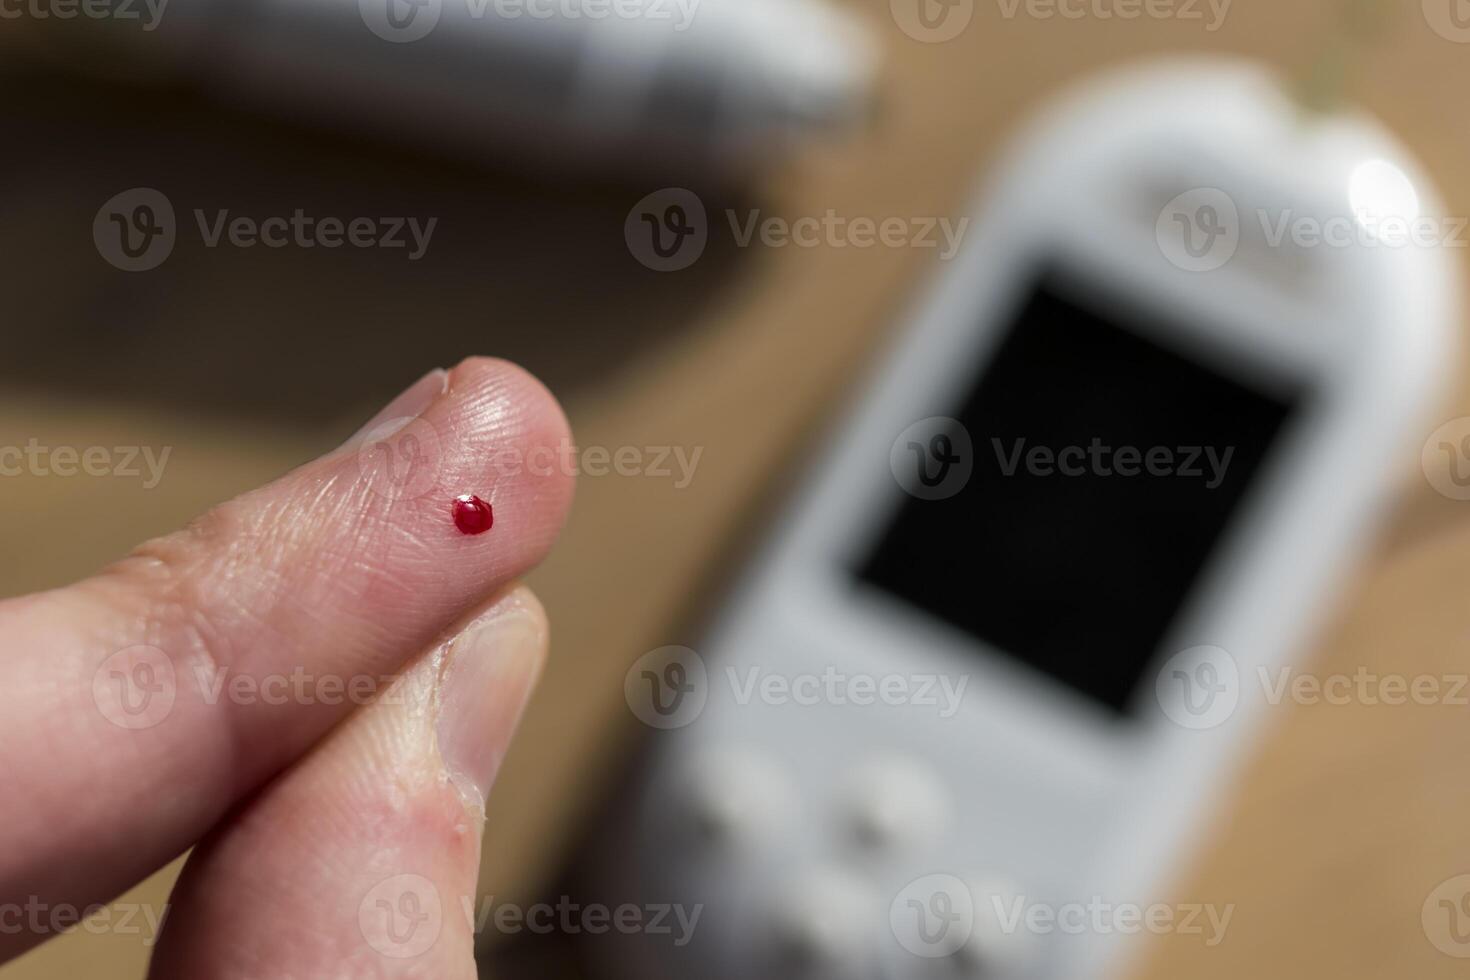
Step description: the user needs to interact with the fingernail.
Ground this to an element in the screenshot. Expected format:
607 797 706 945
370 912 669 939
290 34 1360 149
436 589 546 812
342 368 449 449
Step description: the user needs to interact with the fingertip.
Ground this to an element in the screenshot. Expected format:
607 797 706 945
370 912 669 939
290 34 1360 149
442 355 577 524
436 583 550 814
447 356 574 451
146 586 553 980
0 356 578 966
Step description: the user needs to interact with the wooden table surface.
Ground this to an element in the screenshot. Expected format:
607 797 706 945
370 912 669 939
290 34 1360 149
4 1 1470 977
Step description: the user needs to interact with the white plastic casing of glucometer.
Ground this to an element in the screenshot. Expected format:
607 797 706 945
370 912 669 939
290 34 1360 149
580 59 1460 980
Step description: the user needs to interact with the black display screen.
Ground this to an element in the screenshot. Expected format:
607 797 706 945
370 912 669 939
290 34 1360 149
858 272 1302 714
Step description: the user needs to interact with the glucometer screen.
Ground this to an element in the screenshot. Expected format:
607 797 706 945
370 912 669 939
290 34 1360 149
857 271 1301 715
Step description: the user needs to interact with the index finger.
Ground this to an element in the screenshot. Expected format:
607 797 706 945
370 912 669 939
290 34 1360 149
0 356 575 963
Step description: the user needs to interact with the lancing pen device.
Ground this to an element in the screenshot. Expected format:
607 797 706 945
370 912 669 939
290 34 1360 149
39 0 879 178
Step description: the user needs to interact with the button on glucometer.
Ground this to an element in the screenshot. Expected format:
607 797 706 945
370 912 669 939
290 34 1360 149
961 875 1031 975
682 745 797 847
770 865 878 972
844 754 951 852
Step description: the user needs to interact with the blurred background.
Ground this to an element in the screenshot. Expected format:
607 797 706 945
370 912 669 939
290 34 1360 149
5 0 1470 978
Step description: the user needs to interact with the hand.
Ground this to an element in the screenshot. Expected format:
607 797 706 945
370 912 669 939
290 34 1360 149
0 358 576 978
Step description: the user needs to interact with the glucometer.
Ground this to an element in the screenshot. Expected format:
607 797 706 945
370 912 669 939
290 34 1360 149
582 60 1459 980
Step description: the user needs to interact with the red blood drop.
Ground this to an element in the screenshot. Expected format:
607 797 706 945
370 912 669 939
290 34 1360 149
452 494 494 535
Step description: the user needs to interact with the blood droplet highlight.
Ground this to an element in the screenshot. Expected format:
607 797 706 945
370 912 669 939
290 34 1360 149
452 494 494 535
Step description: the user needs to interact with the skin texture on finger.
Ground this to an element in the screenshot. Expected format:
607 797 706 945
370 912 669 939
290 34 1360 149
342 368 450 450
0 358 574 963
148 585 549 980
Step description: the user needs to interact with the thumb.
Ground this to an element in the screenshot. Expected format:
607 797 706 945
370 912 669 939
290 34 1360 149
146 584 548 980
